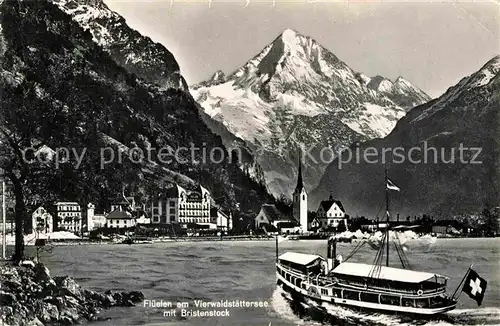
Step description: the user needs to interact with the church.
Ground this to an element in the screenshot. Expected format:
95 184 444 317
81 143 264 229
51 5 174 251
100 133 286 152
292 154 308 232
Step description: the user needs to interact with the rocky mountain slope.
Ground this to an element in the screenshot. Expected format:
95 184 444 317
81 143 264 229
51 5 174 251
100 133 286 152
311 56 500 217
191 29 431 197
0 0 272 219
50 0 187 90
48 0 271 190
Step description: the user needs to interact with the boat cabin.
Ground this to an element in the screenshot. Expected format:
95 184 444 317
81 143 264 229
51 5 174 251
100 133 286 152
276 254 456 312
278 252 325 275
331 262 448 295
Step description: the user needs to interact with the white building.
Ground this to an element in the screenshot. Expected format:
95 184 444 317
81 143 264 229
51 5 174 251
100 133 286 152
32 206 53 234
316 195 347 229
292 156 308 232
86 203 107 231
150 184 186 224
254 204 297 231
181 185 211 225
151 184 212 228
106 209 136 229
210 208 233 231
56 202 82 233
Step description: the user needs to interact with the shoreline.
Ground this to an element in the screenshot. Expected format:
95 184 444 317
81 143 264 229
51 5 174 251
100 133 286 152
1 234 496 247
1 236 276 247
0 261 143 326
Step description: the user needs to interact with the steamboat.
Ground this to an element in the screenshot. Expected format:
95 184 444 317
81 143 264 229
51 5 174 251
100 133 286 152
275 170 480 316
275 245 457 315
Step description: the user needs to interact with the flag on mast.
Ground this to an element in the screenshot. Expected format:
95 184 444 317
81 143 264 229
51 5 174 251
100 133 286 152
462 269 487 306
386 179 400 191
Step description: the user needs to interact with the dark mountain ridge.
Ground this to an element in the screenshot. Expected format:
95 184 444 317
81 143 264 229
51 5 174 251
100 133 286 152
310 56 500 217
51 0 188 90
0 0 273 221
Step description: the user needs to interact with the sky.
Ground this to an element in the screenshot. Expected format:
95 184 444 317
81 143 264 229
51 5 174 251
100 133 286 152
104 0 499 98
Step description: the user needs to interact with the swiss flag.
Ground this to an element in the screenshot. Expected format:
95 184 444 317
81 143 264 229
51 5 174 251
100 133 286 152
462 269 487 306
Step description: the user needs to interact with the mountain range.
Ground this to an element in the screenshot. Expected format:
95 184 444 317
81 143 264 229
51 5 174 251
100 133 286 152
0 0 273 221
1 0 496 220
191 29 431 198
310 56 500 217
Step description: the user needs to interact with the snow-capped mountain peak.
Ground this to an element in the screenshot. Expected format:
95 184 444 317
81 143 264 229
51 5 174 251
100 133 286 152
366 75 431 109
394 76 429 98
211 70 226 83
395 76 413 86
468 55 500 88
194 70 226 88
191 29 431 197
367 75 394 93
279 28 300 45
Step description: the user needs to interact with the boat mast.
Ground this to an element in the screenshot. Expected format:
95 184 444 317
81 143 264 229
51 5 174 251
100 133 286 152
385 166 389 267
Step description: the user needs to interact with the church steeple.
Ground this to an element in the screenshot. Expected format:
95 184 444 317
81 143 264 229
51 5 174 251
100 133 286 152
293 150 308 232
295 151 304 193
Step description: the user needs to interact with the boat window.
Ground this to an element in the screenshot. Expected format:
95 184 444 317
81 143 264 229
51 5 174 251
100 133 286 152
301 283 307 289
332 289 342 298
360 292 379 304
343 290 359 301
321 289 329 296
430 296 446 307
415 298 430 308
402 298 415 307
380 295 400 306
296 279 302 287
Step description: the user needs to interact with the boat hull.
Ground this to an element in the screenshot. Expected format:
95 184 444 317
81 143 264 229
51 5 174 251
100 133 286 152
276 270 457 316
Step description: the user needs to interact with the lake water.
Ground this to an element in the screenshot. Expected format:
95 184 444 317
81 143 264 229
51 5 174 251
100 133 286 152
36 238 500 326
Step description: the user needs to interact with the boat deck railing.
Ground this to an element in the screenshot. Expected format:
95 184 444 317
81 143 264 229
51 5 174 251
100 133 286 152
277 262 446 297
333 281 446 296
276 263 454 309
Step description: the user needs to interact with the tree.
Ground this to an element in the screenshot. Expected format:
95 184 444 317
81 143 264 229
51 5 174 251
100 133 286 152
482 208 499 236
0 82 59 261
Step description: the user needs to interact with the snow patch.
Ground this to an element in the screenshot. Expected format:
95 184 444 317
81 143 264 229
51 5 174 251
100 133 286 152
343 103 406 137
411 56 499 123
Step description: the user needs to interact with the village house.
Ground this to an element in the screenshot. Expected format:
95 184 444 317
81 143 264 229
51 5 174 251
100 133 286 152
431 220 463 236
316 195 347 229
106 208 136 229
254 204 298 232
210 207 233 231
31 206 53 234
56 202 82 233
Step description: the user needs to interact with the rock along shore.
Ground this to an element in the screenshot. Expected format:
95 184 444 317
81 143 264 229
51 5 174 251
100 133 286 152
0 261 144 326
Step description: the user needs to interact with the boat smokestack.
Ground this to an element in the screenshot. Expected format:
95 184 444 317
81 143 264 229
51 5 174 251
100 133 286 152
327 237 337 271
